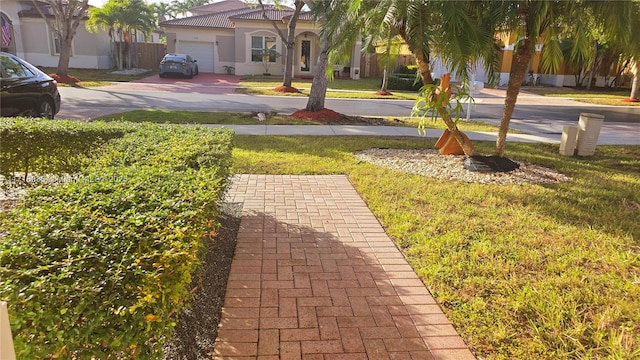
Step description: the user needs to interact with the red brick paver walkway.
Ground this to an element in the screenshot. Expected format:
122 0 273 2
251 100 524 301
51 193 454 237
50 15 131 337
216 175 475 360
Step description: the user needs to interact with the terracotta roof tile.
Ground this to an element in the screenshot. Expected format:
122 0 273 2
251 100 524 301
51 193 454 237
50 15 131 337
189 0 248 13
160 7 248 28
160 1 309 29
229 9 295 21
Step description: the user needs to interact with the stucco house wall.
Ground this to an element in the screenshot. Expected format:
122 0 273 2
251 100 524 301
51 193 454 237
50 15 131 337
2 0 111 69
160 0 360 78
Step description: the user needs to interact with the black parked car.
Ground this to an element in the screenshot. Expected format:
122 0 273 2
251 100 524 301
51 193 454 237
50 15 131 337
159 53 199 78
0 52 61 119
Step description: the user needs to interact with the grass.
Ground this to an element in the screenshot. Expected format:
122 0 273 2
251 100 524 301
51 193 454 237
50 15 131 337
92 110 507 132
39 67 158 87
524 86 639 106
238 75 419 100
231 135 640 360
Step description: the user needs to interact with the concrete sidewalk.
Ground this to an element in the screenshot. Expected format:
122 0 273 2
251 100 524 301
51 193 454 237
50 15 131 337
203 123 639 145
217 175 475 360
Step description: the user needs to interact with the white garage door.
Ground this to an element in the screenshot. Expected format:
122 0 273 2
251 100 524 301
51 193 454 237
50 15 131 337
179 41 215 73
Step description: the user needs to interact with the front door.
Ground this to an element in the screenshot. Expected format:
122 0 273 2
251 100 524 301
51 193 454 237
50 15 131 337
300 39 311 74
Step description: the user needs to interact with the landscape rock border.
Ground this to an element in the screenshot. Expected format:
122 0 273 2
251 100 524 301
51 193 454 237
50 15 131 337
354 148 570 185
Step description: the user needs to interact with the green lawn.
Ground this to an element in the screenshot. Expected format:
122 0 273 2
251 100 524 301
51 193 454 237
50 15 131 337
238 75 419 100
93 110 507 132
39 67 158 86
524 86 639 106
231 136 640 360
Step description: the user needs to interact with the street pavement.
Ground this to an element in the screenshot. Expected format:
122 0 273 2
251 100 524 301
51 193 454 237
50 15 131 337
56 75 640 145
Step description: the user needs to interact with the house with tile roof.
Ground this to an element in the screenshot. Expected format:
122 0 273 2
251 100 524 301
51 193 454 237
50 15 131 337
160 0 362 79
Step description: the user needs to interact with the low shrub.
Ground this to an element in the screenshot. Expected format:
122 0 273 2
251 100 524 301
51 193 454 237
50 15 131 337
394 64 418 75
0 121 234 359
0 118 133 181
386 74 423 91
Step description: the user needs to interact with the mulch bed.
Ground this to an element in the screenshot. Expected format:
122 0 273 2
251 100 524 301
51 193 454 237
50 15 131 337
375 90 393 96
622 98 640 103
49 74 80 84
289 108 391 125
273 85 301 93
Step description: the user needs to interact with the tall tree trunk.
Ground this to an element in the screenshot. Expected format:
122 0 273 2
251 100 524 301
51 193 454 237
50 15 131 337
306 40 329 112
380 66 389 92
496 38 534 156
586 42 598 90
630 59 639 100
283 0 304 87
57 38 72 76
415 52 434 85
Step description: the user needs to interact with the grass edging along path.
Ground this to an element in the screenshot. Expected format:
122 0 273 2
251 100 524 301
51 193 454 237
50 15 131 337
523 86 640 106
231 136 640 360
93 110 507 133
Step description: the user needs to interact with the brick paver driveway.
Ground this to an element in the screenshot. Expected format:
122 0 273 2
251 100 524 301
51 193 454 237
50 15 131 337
217 174 476 359
104 73 241 94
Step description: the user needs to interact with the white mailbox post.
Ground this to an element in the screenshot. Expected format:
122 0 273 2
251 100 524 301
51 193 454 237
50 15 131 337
576 113 604 156
559 126 579 156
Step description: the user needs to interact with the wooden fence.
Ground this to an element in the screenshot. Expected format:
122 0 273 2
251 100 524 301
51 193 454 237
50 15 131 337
113 42 166 70
359 53 416 78
136 43 166 70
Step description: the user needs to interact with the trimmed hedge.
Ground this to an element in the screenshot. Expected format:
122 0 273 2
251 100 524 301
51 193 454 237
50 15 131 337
386 74 423 91
0 118 133 181
0 120 234 359
394 64 418 75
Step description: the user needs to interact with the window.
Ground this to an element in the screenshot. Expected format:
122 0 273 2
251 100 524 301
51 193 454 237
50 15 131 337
0 54 36 78
251 35 276 63
53 35 61 54
50 30 72 56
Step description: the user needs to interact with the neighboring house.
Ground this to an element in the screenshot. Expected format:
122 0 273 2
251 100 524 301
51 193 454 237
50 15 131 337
0 0 112 69
160 0 362 78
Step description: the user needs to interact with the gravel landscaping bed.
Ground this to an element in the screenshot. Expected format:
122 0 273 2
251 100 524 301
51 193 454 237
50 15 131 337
354 148 570 185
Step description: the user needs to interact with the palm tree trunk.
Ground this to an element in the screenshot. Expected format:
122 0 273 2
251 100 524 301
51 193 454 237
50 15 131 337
380 66 389 91
306 40 329 112
438 111 475 156
415 52 434 85
630 60 639 100
496 38 534 156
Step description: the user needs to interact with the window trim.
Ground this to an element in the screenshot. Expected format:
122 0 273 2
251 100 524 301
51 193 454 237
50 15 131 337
250 35 276 63
49 27 73 57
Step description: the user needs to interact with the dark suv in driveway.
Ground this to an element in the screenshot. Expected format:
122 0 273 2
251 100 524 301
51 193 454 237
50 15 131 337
0 52 61 119
159 53 199 78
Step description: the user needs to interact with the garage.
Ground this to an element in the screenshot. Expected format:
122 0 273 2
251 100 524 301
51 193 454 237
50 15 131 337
179 41 215 73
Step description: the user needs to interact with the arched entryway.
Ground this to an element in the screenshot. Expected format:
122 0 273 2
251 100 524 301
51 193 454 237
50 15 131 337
295 32 318 78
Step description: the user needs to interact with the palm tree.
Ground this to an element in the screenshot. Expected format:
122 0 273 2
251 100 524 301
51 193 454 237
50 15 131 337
623 1 640 101
152 2 176 22
87 0 156 70
492 0 634 156
119 0 156 68
87 1 121 69
171 0 197 18
316 0 498 155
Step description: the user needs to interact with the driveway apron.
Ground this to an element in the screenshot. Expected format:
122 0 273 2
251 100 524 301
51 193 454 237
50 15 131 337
217 174 476 359
104 73 241 94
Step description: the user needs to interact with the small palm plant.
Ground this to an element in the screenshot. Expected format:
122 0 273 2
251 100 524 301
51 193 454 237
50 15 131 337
259 48 281 75
412 73 475 156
